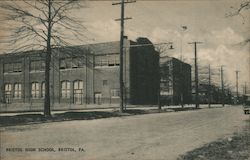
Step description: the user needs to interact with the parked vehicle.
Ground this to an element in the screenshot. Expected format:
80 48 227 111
243 94 250 114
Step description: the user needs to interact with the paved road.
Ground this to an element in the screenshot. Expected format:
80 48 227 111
1 106 249 160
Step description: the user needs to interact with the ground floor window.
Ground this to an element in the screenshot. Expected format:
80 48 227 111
41 82 45 98
4 84 12 103
73 80 83 104
94 92 102 105
111 89 120 98
14 83 22 98
31 82 39 98
61 81 70 98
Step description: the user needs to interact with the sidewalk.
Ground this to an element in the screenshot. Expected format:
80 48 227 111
0 103 227 116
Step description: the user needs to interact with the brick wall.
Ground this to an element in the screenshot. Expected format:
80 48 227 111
0 38 160 112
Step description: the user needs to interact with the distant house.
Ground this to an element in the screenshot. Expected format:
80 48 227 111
0 37 159 112
160 56 192 105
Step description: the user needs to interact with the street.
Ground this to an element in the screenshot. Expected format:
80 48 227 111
0 106 249 160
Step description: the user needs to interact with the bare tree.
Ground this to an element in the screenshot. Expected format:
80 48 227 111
0 0 87 117
226 0 250 43
155 44 173 110
226 0 250 95
155 45 167 110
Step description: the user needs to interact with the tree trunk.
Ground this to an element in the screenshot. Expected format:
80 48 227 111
44 49 51 117
44 0 52 117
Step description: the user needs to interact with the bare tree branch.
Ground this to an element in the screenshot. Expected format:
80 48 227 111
0 0 89 116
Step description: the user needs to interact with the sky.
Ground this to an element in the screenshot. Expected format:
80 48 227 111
0 0 249 93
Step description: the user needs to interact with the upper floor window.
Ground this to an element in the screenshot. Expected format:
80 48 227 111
14 83 22 98
95 54 119 67
60 57 84 70
103 80 108 86
72 57 84 68
30 60 45 72
4 63 22 73
31 82 40 98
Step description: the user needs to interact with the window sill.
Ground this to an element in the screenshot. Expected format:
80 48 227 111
30 71 45 73
4 72 22 75
95 66 119 69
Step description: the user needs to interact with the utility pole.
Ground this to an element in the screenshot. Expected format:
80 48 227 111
208 64 211 108
244 82 247 95
180 26 187 108
188 42 202 108
221 66 225 107
235 70 240 104
249 50 250 95
113 0 135 112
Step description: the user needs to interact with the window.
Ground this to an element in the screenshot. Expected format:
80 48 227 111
95 54 119 67
60 57 84 69
103 80 108 86
14 83 22 98
108 56 120 66
4 64 12 73
111 89 120 98
72 57 84 68
4 63 22 73
95 59 108 67
31 82 40 98
73 80 83 104
5 84 12 95
41 82 45 98
60 58 72 69
13 63 22 72
61 81 70 98
30 61 45 72
94 92 102 105
4 84 12 103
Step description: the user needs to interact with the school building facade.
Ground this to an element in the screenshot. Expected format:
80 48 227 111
0 37 160 112
159 56 192 105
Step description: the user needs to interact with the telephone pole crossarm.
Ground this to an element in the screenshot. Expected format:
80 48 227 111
112 0 136 5
115 17 132 21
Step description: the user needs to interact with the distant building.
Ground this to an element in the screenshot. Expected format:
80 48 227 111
0 37 159 112
197 83 234 104
160 56 192 105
